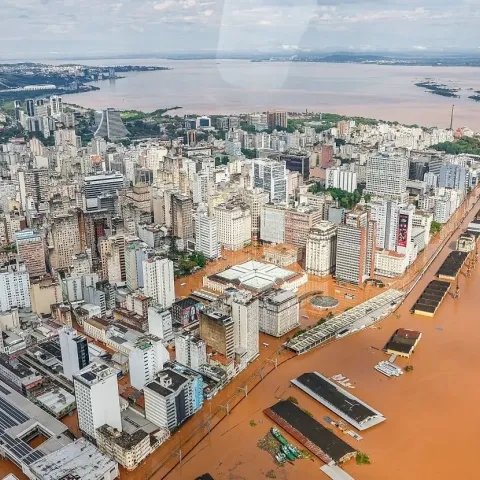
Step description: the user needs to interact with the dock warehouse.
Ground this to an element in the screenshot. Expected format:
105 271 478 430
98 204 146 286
412 280 450 317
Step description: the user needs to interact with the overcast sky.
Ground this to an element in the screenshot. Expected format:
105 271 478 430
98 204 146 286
1 0 479 58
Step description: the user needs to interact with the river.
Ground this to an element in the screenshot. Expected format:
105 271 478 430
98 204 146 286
58 58 480 130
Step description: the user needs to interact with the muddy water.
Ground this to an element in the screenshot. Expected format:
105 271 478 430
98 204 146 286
166 205 480 479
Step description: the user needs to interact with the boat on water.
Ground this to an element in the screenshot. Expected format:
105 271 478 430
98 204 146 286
271 427 288 446
275 452 286 463
287 444 302 458
281 444 296 461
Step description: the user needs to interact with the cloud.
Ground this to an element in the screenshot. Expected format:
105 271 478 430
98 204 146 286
413 45 428 50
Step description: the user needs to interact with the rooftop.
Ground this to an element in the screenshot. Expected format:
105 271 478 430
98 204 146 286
74 363 116 386
36 388 75 415
28 438 118 480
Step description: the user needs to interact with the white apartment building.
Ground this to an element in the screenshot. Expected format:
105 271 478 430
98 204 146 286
375 250 408 278
195 208 220 260
59 326 90 381
142 257 175 308
147 306 174 343
215 200 252 251
305 221 337 277
259 289 299 337
192 173 212 204
229 291 260 363
325 167 358 193
0 262 31 312
365 152 409 202
73 363 122 443
260 205 286 244
174 333 207 370
129 336 169 390
252 158 288 203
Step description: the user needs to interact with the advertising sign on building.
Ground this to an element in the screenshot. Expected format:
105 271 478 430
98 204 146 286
398 213 409 248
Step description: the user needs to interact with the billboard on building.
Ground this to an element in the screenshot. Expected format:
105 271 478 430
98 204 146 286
398 213 409 248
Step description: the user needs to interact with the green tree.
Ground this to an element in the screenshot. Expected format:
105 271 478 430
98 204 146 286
430 221 442 235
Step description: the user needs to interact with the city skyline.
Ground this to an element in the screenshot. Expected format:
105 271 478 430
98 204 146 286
1 0 480 59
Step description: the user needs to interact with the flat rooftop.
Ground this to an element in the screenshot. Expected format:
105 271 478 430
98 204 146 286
28 438 118 480
265 400 356 464
291 372 386 431
412 280 450 316
36 388 75 415
436 251 468 279
209 260 297 292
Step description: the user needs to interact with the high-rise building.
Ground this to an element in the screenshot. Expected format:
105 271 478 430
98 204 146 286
439 163 468 191
144 364 203 430
84 173 124 214
192 173 211 204
321 144 334 168
15 229 46 278
175 333 207 370
199 310 235 359
195 207 220 260
100 234 126 284
215 200 252 251
229 291 260 363
125 242 152 290
171 193 193 241
25 99 35 117
365 152 409 202
34 99 48 117
129 335 169 390
73 363 122 443
325 167 358 193
242 188 269 239
142 257 175 308
49 95 63 116
305 221 337 277
0 261 31 312
267 111 288 129
18 168 49 211
335 209 376 285
253 158 288 203
49 213 81 270
147 306 174 343
59 326 90 381
259 289 299 337
94 109 130 140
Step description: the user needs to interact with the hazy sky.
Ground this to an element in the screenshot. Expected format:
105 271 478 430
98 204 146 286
1 0 479 58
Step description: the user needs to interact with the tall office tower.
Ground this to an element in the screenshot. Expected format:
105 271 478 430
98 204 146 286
229 291 260 363
192 173 211 204
34 99 48 117
242 188 269 239
84 172 124 214
215 200 252 251
175 333 207 370
321 144 334 168
305 221 338 277
93 108 130 140
335 209 376 285
171 193 193 241
26 99 35 117
284 206 324 253
325 167 358 193
73 363 122 443
18 168 49 211
142 257 175 308
267 111 288 129
439 163 468 191
100 234 126 284
260 204 286 244
199 310 235 359
129 335 169 390
59 326 90 381
49 95 63 117
125 243 152 290
144 365 203 430
409 159 429 181
365 152 409 202
49 213 81 270
195 207 220 260
15 229 46 278
259 289 299 337
148 306 174 343
0 262 31 312
253 158 288 203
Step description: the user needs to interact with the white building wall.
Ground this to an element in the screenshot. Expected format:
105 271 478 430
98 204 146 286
143 258 175 308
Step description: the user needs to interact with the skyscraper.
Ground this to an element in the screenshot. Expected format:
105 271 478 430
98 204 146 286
365 152 409 202
171 193 193 241
49 213 81 270
73 363 122 443
267 111 288 129
142 257 175 308
195 207 220 260
25 99 35 117
84 172 124 214
100 234 126 284
0 261 31 312
49 95 63 116
253 158 288 203
305 221 338 277
59 326 90 381
15 229 46 278
93 109 130 140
